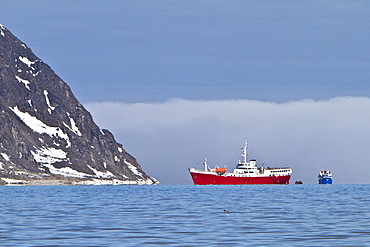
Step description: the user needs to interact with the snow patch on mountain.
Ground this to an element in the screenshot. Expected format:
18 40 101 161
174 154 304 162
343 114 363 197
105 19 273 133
87 165 114 178
1 153 10 161
63 116 82 136
19 56 35 67
9 106 71 147
0 24 5 37
124 159 143 177
31 147 67 165
42 164 88 178
15 76 30 90
0 178 27 184
43 90 55 114
18 56 39 77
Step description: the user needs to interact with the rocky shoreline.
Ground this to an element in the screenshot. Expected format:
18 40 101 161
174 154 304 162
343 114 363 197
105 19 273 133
0 177 158 186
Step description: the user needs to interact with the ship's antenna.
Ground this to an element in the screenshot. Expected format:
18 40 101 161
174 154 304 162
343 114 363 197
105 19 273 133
241 139 248 163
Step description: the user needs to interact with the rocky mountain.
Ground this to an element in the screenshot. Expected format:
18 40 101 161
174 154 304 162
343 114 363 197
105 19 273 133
0 24 157 185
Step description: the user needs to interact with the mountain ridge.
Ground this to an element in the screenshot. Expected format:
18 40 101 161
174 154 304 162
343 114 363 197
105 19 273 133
0 24 158 185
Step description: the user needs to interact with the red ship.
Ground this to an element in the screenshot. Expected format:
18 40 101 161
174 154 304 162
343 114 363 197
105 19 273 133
189 141 292 185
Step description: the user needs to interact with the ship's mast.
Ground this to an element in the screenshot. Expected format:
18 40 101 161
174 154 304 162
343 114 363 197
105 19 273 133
203 157 208 171
241 140 248 163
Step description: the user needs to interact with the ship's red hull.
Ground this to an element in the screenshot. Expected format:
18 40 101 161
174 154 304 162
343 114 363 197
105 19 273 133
190 171 291 185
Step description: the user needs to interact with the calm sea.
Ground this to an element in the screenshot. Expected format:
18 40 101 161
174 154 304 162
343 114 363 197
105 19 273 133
1 184 370 246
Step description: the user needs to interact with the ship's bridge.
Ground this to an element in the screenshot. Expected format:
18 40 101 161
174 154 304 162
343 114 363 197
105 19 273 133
236 159 257 168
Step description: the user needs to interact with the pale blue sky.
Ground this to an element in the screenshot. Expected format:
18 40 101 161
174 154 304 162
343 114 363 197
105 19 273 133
2 1 370 184
2 1 370 104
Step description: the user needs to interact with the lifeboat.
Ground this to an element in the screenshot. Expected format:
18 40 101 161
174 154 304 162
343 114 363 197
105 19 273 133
215 168 226 173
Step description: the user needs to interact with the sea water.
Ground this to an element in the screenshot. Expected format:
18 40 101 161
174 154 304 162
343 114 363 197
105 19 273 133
1 184 370 246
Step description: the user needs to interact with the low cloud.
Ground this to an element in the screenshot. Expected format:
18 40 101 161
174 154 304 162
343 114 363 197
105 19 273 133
86 97 370 184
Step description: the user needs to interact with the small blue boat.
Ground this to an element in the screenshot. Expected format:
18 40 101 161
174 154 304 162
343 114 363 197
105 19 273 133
318 169 332 184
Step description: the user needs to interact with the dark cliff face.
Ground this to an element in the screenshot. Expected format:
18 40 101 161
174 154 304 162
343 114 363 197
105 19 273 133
0 25 157 185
